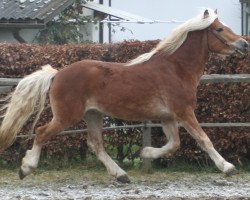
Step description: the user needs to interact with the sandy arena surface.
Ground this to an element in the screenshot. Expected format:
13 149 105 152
0 168 249 200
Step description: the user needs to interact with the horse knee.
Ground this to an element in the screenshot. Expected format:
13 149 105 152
87 140 96 152
87 136 104 155
196 135 213 150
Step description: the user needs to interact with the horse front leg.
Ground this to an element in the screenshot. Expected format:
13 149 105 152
181 109 237 176
85 110 130 183
141 120 180 159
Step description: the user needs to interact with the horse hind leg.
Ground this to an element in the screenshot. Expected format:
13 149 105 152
85 110 130 183
19 85 86 179
19 119 65 179
141 120 180 159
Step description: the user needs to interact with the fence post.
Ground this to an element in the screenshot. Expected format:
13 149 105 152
142 121 152 173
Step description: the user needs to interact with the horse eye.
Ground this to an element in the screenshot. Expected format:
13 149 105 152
216 28 224 32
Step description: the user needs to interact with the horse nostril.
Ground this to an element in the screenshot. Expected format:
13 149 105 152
234 39 249 54
238 40 249 51
243 41 249 48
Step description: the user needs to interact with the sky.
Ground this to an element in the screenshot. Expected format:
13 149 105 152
101 0 242 42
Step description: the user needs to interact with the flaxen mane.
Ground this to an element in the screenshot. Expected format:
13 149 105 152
127 8 218 66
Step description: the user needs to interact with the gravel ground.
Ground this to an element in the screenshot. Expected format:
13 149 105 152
0 168 249 200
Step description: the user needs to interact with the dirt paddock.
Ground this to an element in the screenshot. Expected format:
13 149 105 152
0 167 249 200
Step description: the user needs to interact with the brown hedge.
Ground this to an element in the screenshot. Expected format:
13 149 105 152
0 41 249 166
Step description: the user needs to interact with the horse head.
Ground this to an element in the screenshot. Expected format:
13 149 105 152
206 9 249 56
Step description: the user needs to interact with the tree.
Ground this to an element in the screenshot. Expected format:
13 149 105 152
35 0 94 44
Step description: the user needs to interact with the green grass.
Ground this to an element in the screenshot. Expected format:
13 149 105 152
1 153 249 175
0 156 250 187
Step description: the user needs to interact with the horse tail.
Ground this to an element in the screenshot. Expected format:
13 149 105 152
0 65 58 151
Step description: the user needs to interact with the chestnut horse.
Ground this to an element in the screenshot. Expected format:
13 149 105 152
0 9 248 183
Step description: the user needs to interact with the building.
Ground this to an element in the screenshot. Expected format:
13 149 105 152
240 0 250 35
0 0 75 43
0 0 151 43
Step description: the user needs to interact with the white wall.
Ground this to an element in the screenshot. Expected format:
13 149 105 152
109 0 242 42
0 29 40 43
0 30 15 42
82 2 100 43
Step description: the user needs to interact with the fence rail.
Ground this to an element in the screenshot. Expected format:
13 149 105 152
200 74 250 83
1 74 250 94
15 122 250 139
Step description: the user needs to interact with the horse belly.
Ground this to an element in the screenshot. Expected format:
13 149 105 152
87 97 173 121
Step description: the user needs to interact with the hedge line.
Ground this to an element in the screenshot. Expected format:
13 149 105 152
0 40 249 166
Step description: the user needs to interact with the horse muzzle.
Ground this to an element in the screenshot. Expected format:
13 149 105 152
232 39 249 56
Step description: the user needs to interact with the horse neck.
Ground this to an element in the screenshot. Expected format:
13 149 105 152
165 30 209 85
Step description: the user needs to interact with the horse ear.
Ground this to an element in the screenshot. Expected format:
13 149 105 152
204 10 209 19
214 9 218 14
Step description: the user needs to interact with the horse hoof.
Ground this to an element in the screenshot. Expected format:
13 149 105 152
117 175 131 184
19 169 26 180
225 168 238 177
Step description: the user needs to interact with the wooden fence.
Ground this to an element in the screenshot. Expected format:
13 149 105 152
0 74 250 171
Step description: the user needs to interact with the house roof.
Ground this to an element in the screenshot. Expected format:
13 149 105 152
0 0 74 28
0 0 153 29
82 1 153 23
